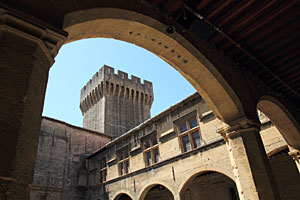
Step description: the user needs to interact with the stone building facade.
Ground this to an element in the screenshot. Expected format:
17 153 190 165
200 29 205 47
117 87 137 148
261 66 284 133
30 117 112 200
31 67 300 200
86 93 300 200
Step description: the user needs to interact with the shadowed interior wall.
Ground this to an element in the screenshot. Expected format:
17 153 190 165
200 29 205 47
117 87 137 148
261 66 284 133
269 150 300 200
180 172 239 200
144 185 174 200
115 194 133 200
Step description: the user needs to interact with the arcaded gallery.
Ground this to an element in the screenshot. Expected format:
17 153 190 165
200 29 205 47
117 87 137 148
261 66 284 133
0 1 299 200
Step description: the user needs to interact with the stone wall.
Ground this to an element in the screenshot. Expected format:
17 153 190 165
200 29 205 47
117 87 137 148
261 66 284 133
30 117 112 200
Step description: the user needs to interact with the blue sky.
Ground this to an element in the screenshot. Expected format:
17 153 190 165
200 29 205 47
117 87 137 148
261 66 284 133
43 38 196 127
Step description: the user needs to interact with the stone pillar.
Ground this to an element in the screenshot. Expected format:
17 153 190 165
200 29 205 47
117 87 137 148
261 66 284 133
0 7 67 200
174 194 181 200
288 146 300 173
218 118 280 200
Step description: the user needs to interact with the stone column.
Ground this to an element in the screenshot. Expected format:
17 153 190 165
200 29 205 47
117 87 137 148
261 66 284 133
0 7 67 200
218 118 280 200
288 146 300 173
174 194 181 200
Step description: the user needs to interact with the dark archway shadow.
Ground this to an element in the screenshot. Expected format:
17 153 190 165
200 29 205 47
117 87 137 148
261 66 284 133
140 184 174 200
268 147 300 199
114 193 133 200
180 171 239 200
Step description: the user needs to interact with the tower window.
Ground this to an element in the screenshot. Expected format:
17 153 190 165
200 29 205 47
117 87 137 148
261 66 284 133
126 88 129 99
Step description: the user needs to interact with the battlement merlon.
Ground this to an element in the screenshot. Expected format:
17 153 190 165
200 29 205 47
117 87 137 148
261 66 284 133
80 67 104 96
79 65 154 114
80 65 153 100
117 70 128 80
131 75 141 84
143 80 153 90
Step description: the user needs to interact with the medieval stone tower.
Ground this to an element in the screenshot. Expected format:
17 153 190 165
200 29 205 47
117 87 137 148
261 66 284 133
80 65 154 138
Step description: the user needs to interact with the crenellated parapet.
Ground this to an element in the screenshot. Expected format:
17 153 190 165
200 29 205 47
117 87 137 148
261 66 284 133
80 65 154 115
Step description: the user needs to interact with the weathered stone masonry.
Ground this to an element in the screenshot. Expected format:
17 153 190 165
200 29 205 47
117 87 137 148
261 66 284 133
30 117 112 200
80 65 154 138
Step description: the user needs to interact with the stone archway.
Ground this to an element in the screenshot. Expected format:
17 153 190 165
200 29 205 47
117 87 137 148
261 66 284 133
139 184 174 200
179 171 239 200
63 7 248 124
0 4 280 199
257 95 300 149
114 193 133 200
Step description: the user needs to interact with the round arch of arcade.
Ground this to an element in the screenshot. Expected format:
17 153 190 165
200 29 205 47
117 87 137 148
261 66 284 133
138 181 176 200
257 95 300 149
112 191 135 200
63 7 248 124
178 168 235 197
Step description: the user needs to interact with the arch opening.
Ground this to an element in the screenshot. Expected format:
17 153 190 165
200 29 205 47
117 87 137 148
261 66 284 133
268 148 300 199
114 193 133 200
140 184 174 200
63 7 246 124
180 171 239 200
257 96 300 149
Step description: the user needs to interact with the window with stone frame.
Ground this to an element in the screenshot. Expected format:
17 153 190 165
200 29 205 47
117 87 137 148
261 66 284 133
178 116 201 152
99 157 107 183
142 133 159 166
117 147 130 176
